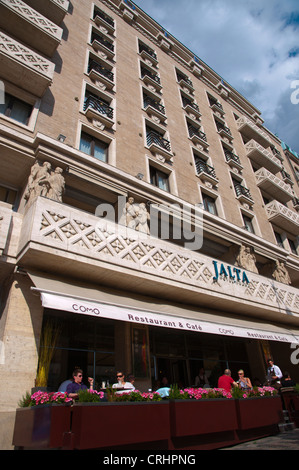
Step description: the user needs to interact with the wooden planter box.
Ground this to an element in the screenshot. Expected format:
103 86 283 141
12 404 71 449
169 399 238 437
235 396 283 430
71 401 170 450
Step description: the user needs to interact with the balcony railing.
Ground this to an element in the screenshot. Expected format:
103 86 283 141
182 97 200 114
91 31 114 52
195 160 217 179
224 150 242 167
88 59 114 82
237 117 272 148
0 0 63 56
0 31 54 97
144 96 165 115
141 67 161 84
188 125 207 142
25 0 69 24
84 95 113 120
146 130 171 153
139 43 157 61
176 72 193 89
266 200 299 234
93 8 115 28
234 183 253 202
255 167 294 203
245 139 282 174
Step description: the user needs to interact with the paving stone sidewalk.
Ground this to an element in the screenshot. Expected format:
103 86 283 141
220 429 299 450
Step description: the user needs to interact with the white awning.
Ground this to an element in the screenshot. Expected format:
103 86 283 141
28 272 299 344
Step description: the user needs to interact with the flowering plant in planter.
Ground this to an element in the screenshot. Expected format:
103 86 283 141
77 389 105 402
169 386 232 400
107 389 162 402
19 390 73 407
231 386 277 399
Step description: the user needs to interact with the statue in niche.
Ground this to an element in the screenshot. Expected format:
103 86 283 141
272 260 291 285
235 244 258 274
25 160 65 205
136 202 150 234
48 167 65 202
120 197 150 234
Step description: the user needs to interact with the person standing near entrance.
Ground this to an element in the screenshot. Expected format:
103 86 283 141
266 359 282 387
66 368 94 399
218 369 238 393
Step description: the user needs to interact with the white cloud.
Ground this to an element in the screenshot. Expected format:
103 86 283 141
135 0 299 152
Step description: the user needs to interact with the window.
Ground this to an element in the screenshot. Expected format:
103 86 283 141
150 166 169 192
242 214 255 233
0 93 32 125
288 238 298 255
0 185 17 207
274 231 284 248
202 193 218 215
79 132 108 162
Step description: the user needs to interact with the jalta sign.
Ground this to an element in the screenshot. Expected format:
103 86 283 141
212 260 250 285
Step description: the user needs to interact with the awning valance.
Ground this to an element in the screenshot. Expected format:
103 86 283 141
28 272 299 344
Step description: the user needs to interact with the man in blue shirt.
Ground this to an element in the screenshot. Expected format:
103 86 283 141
66 368 94 399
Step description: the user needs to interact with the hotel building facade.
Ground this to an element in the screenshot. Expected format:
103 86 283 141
0 0 299 448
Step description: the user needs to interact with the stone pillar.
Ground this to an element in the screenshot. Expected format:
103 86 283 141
0 273 44 412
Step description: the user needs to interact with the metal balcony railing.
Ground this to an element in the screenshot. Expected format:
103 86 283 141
88 59 114 82
84 95 113 119
195 160 217 179
188 125 207 142
144 96 165 114
141 66 161 84
234 183 253 201
146 130 171 152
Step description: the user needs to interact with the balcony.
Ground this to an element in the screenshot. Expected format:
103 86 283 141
182 96 201 119
91 31 115 61
0 0 63 56
176 71 194 93
233 183 254 205
93 8 115 36
17 197 299 319
255 168 294 203
188 125 209 149
88 59 114 91
24 0 69 25
146 129 172 159
224 149 243 170
195 160 218 186
83 95 114 128
265 200 299 235
0 31 55 97
141 66 162 92
245 140 283 174
237 117 272 148
143 96 166 124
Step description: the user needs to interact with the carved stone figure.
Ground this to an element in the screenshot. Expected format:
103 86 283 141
48 167 65 202
119 197 150 234
235 244 258 274
136 202 150 234
25 160 65 205
272 260 291 285
120 197 139 229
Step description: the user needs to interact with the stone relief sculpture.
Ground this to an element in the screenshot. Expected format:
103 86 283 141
235 244 258 274
120 197 150 234
25 160 65 206
272 260 291 285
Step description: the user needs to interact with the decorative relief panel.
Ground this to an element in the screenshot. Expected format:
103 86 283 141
19 198 299 316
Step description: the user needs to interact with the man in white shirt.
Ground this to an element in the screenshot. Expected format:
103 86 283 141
267 359 282 386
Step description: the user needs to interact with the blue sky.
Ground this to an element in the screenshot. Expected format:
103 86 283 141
134 0 299 154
